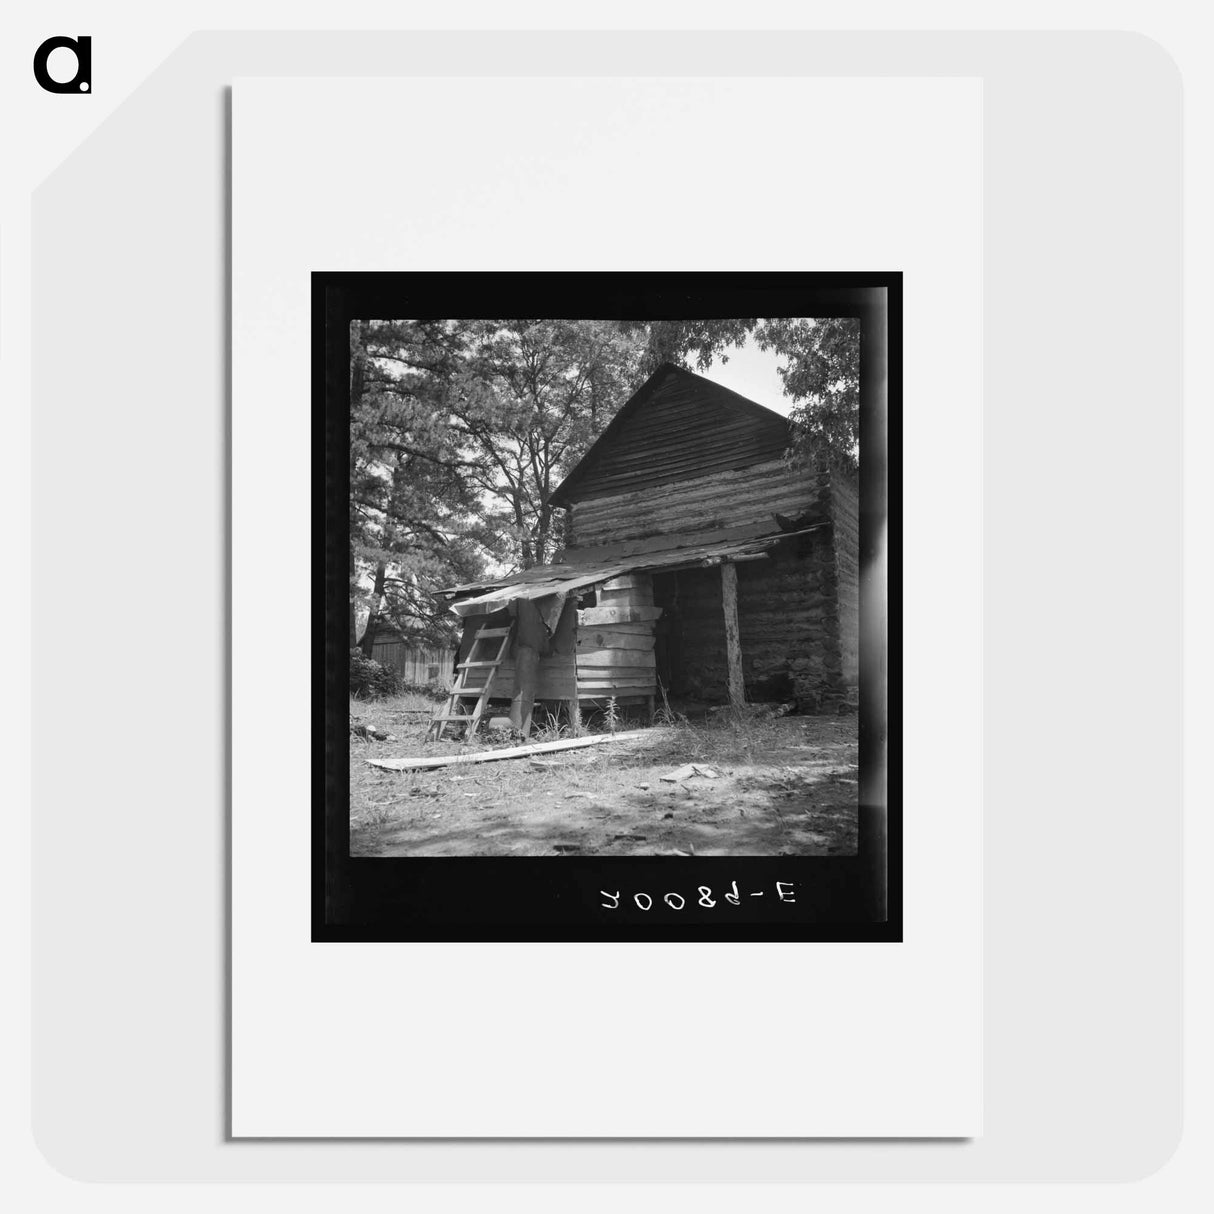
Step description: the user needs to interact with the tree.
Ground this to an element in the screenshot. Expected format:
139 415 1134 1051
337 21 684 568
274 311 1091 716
648 317 861 470
449 320 647 568
757 317 860 469
635 319 756 375
350 319 486 653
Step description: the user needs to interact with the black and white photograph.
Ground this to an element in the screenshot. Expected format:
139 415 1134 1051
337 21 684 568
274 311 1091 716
25 15 1198 1172
316 272 898 939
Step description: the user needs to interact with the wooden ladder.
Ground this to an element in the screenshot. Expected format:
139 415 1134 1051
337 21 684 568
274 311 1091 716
425 622 515 743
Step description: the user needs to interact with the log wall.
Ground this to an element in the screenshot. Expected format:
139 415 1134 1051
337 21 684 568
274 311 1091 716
568 460 829 549
553 365 790 504
653 534 845 710
455 463 859 712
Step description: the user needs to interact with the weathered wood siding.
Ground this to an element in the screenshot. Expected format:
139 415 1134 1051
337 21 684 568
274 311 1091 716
576 574 658 700
459 600 579 705
556 367 789 504
569 460 829 550
369 641 455 687
463 653 577 704
458 586 661 704
830 474 860 688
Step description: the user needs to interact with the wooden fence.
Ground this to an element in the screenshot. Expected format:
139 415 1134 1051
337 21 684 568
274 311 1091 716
369 640 455 687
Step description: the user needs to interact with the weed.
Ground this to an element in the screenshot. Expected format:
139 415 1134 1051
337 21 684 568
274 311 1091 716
654 679 688 728
529 711 569 744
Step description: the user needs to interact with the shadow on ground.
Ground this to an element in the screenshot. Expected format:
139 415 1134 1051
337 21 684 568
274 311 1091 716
349 702 858 858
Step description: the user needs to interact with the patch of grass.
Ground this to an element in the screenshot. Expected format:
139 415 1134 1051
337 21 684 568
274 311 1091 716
528 709 569 744
654 680 688 728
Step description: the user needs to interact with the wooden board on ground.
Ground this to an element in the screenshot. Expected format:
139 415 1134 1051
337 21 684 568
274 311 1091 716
366 728 664 771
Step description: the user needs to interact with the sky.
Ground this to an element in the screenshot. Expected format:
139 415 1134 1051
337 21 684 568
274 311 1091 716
692 334 794 417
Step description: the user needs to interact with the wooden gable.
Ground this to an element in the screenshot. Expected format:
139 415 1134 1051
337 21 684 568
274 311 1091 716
549 364 791 507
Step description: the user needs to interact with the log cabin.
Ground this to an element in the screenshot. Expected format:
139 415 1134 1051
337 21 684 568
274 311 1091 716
429 363 858 740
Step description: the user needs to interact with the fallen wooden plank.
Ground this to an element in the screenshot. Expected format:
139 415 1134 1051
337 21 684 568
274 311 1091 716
366 728 665 771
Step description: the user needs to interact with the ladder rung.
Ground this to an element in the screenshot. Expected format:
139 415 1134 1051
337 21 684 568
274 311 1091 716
458 660 500 668
453 688 493 696
432 714 475 722
475 628 511 637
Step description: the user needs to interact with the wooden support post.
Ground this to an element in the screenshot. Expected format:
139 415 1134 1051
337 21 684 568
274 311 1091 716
568 650 582 737
510 644 539 737
721 560 745 709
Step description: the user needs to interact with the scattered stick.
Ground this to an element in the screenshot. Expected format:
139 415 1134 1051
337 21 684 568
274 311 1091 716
365 728 667 772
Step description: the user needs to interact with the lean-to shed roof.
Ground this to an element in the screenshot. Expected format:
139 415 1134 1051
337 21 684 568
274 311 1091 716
437 525 824 618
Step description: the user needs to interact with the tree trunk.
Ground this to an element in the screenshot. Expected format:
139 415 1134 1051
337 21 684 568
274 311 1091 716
515 491 534 569
359 560 387 657
536 501 552 565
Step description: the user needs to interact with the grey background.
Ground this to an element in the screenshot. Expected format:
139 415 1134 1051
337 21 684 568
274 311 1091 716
32 31 1181 1181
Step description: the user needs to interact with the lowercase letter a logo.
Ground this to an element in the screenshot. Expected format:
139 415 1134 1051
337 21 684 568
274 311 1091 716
33 36 91 93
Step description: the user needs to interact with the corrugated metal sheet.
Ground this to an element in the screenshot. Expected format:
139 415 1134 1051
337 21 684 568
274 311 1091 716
549 364 790 507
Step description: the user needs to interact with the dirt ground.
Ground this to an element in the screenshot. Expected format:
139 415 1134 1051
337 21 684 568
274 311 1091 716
349 694 858 858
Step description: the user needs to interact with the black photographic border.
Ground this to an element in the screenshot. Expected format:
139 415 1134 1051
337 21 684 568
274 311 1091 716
313 272 901 943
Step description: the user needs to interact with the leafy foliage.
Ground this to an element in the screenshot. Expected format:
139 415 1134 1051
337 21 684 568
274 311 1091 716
350 319 491 651
651 318 861 469
349 650 404 699
756 317 860 468
635 319 757 374
450 319 647 568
